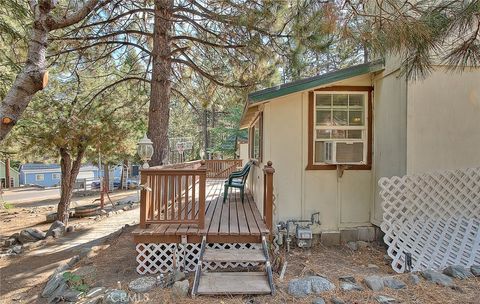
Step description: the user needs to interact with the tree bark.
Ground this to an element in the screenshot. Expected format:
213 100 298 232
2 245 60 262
0 3 52 141
0 0 103 142
119 159 128 189
203 108 208 158
103 163 110 192
5 158 11 188
57 146 85 225
147 0 173 166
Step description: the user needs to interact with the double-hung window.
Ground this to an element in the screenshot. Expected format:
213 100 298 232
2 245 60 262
314 92 368 164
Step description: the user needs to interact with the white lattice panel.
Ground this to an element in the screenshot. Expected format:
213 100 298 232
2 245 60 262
136 243 177 274
136 243 261 274
379 167 480 273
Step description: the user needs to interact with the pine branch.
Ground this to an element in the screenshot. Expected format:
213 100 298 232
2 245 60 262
77 8 154 30
80 76 150 114
53 30 153 41
171 88 200 114
172 35 245 49
187 0 291 38
172 58 247 88
46 0 114 30
49 40 152 58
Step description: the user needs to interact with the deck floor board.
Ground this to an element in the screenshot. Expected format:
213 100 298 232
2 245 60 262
218 190 231 235
229 190 239 235
133 179 268 243
243 193 261 236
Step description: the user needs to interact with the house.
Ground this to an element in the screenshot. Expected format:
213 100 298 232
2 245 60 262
19 163 100 187
130 58 478 293
239 58 480 244
0 160 20 188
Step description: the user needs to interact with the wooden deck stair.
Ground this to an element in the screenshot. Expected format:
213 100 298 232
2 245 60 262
197 272 271 295
192 236 275 296
202 249 266 263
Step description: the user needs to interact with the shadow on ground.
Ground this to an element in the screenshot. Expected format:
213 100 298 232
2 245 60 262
0 225 134 303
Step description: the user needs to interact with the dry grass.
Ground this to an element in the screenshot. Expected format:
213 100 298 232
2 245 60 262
2 225 478 303
85 228 480 304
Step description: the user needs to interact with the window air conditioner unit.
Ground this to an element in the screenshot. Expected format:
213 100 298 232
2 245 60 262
324 141 365 164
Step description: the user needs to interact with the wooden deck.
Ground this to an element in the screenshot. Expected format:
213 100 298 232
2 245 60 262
132 179 269 244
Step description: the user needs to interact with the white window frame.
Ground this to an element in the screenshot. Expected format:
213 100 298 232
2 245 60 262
35 174 45 181
249 114 262 162
313 91 369 165
52 173 61 180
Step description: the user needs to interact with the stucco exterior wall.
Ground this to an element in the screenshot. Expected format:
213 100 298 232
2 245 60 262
238 143 249 166
370 66 479 225
406 68 480 173
246 63 479 233
371 68 408 225
248 74 376 232
265 93 304 222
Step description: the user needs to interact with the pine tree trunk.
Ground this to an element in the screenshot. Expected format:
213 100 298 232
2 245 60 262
203 109 208 158
103 163 110 191
57 147 85 225
0 3 53 141
148 0 173 166
119 159 128 189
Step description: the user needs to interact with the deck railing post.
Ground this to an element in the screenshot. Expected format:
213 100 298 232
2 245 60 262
198 160 207 229
263 161 275 234
139 172 148 229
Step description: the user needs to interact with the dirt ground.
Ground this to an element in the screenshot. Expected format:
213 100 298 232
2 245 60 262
89 228 480 304
3 224 477 304
0 190 137 303
0 190 137 241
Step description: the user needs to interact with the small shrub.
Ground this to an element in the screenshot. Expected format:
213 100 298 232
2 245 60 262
2 202 14 210
62 272 89 293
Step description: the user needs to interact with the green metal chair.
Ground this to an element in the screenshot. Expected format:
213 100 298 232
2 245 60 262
223 161 252 204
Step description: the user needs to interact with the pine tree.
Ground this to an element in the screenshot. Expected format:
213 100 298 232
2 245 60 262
4 56 147 224
1 0 340 167
345 0 480 79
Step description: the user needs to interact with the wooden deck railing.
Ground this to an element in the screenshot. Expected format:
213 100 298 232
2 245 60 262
139 161 206 229
156 160 203 170
263 161 275 234
139 158 257 231
204 159 243 178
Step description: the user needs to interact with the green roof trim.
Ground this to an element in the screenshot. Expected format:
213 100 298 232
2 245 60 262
248 60 385 103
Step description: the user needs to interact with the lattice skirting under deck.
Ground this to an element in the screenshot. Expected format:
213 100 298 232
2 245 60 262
136 243 261 274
